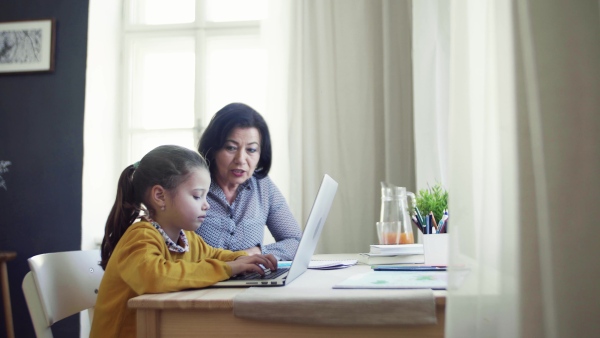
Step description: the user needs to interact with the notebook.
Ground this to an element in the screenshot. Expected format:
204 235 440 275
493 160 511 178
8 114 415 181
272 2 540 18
211 174 338 287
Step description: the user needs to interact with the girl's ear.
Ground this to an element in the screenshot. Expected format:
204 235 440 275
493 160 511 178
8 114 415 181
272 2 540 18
149 185 167 209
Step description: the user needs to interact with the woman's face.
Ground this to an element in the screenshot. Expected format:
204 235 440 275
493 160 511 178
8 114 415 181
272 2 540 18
214 127 261 189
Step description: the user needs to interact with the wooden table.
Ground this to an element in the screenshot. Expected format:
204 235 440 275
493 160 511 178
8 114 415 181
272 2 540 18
129 254 446 338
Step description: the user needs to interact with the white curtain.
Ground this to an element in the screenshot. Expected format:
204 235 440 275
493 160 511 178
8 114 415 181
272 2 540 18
284 0 415 254
412 0 450 191
446 0 600 337
412 0 451 245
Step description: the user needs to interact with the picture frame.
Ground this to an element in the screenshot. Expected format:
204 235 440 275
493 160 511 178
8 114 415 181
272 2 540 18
0 19 56 74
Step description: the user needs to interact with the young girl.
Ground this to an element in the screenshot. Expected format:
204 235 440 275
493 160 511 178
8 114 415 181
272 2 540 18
90 145 277 338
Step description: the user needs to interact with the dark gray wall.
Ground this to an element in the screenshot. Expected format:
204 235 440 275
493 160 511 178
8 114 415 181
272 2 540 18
0 1 89 337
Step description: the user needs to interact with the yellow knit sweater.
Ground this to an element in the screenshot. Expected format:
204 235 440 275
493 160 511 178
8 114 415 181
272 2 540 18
90 221 247 338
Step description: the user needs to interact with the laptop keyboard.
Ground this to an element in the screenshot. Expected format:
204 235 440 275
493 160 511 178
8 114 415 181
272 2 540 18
231 267 289 280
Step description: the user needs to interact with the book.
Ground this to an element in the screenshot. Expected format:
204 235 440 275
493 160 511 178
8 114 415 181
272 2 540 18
333 271 447 289
372 265 446 271
358 253 425 265
369 243 424 255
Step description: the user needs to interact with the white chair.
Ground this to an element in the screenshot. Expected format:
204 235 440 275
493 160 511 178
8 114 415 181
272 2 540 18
22 250 103 338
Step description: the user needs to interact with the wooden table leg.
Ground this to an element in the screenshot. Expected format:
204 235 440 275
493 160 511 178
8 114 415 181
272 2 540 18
136 308 160 338
0 252 16 338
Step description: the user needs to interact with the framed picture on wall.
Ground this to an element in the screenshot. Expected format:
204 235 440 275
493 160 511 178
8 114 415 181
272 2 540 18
0 19 56 74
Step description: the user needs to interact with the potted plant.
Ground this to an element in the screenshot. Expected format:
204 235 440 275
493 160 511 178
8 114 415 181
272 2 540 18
414 183 448 226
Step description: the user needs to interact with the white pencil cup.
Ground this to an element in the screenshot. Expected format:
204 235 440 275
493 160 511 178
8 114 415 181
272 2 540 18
423 233 449 266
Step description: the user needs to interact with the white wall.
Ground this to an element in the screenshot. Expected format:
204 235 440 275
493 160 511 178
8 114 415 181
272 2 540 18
82 0 122 251
82 0 121 333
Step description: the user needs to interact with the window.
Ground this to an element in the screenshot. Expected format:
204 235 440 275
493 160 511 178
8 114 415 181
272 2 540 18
122 0 268 163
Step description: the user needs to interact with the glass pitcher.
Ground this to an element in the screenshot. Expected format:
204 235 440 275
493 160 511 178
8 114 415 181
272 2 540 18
379 182 416 244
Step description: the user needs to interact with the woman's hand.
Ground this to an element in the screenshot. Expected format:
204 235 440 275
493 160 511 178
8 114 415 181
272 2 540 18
226 254 277 276
243 246 262 256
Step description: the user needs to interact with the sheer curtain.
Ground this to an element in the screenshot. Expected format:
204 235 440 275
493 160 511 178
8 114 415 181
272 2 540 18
412 0 450 191
446 1 600 337
283 0 415 254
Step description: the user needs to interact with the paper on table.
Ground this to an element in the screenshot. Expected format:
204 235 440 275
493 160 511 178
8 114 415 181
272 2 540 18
308 259 358 270
278 259 358 270
333 271 448 289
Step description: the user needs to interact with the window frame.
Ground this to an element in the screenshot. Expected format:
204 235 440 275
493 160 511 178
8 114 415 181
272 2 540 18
120 0 265 165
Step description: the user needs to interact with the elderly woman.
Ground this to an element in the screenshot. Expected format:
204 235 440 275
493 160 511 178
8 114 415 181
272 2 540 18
195 103 301 261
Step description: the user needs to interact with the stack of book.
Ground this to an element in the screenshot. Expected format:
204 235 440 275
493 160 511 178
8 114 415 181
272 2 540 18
358 243 425 265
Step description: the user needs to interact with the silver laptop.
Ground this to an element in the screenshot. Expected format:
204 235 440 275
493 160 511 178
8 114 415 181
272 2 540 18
211 174 338 287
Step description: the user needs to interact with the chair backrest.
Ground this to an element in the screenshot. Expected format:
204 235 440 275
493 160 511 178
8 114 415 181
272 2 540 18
22 250 103 338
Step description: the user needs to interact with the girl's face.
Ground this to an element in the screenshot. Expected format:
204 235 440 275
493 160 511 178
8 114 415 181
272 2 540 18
162 168 211 234
214 127 261 190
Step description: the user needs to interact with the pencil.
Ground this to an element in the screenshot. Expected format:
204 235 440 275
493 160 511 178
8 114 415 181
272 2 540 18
412 216 423 233
430 211 438 232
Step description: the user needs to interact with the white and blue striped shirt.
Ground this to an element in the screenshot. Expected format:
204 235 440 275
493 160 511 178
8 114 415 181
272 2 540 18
195 175 301 261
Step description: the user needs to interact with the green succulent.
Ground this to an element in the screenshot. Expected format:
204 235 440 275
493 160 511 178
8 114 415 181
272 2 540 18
415 183 448 223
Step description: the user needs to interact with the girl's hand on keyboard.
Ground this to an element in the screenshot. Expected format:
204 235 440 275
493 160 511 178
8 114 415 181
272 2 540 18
227 254 277 276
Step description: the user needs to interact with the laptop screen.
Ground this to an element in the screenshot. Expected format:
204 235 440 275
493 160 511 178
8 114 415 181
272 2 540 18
284 174 338 284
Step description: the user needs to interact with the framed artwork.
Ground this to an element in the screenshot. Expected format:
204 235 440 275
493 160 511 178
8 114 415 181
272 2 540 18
0 19 56 74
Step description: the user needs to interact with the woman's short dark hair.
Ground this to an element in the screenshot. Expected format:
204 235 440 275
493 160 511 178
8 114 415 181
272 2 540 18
198 102 272 179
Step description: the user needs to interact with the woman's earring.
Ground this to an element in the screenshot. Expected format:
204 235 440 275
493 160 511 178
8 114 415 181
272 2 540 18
161 205 165 211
